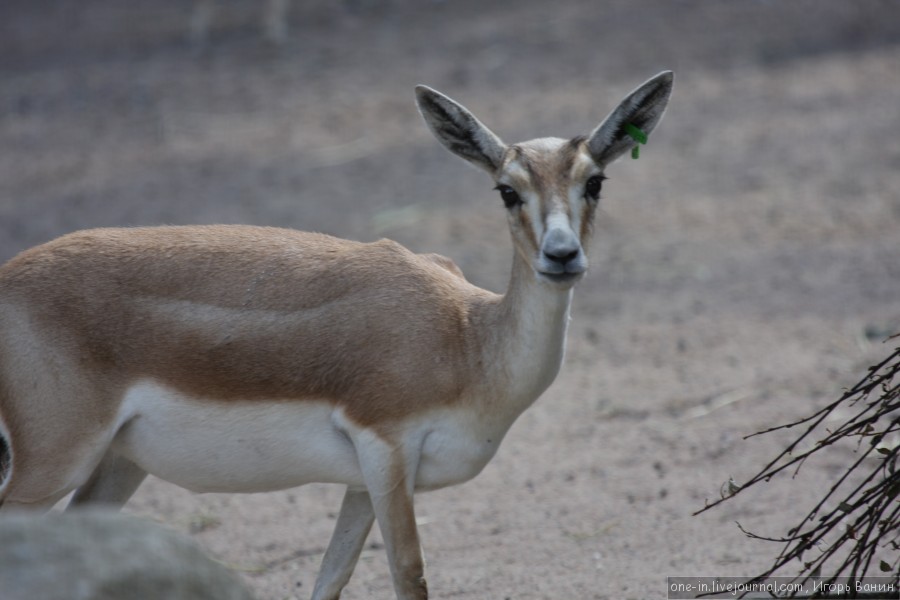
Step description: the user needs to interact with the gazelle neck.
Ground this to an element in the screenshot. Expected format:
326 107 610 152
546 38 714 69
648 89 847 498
473 249 574 412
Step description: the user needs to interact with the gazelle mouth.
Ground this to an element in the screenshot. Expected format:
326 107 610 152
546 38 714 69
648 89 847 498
537 270 584 286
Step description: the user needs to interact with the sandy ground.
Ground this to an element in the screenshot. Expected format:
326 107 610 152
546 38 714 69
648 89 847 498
2 1 900 598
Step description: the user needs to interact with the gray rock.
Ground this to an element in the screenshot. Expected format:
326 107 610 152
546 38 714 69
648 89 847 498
0 510 254 600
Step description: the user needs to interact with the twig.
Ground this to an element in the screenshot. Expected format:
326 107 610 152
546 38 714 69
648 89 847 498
698 344 900 597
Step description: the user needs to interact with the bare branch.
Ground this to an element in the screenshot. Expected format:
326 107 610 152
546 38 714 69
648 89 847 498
699 343 900 595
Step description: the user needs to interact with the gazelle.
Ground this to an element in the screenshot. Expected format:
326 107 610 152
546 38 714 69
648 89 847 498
0 72 672 599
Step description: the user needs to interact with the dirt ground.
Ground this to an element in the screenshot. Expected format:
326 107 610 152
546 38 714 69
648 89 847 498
2 1 900 598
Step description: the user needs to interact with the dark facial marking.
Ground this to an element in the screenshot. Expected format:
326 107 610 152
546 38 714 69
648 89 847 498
516 203 540 252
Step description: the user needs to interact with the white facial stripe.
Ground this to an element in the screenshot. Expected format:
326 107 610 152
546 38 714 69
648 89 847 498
498 157 543 248
526 192 545 242
566 187 582 240
497 159 529 187
568 151 602 238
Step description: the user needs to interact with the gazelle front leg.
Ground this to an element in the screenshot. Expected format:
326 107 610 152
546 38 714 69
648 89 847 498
351 427 428 600
311 488 376 600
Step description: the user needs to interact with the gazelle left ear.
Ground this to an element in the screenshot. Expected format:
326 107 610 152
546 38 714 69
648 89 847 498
587 71 674 167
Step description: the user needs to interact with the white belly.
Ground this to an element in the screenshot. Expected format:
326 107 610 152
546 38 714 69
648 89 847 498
113 381 364 493
112 381 514 495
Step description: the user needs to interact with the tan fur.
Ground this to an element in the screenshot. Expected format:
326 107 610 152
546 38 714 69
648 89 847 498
0 226 495 425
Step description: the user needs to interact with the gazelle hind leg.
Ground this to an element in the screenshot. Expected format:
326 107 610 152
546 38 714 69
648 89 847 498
0 420 68 512
311 488 376 600
67 451 147 510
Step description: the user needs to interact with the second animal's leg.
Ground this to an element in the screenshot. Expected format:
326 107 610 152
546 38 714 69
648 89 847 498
67 451 147 510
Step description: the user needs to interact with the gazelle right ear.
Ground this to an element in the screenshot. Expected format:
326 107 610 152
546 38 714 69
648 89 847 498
415 85 508 174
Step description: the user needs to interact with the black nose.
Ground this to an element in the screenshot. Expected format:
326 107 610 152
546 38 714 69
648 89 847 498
543 247 579 265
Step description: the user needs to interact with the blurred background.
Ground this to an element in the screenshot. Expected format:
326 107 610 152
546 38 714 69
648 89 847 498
2 1 900 598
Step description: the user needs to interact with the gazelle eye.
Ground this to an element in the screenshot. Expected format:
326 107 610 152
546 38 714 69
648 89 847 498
494 184 523 209
584 175 606 201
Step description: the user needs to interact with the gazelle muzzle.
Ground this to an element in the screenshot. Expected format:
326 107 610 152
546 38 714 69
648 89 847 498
536 213 586 284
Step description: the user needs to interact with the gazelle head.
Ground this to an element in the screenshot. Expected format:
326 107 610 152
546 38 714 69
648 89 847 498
416 72 673 289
